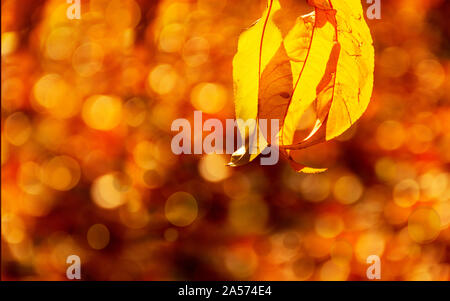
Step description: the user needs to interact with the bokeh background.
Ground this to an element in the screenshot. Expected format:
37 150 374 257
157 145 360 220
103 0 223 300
1 0 449 281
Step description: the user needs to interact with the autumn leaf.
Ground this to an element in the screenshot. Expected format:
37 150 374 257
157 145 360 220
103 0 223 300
229 0 282 167
229 0 374 172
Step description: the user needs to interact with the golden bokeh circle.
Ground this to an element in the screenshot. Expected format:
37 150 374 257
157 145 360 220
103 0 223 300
330 240 353 266
393 179 420 208
91 173 129 209
5 112 31 146
148 64 178 95
82 95 123 131
333 175 364 205
408 207 441 244
72 43 104 77
190 82 227 114
165 192 198 227
87 224 110 250
198 154 231 183
319 260 350 281
376 120 405 151
40 156 81 191
225 247 258 279
355 232 385 263
315 214 344 238
2 214 26 245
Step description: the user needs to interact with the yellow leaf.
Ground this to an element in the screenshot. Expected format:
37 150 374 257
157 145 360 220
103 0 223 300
286 157 328 174
301 167 328 174
281 8 335 148
325 0 374 140
230 0 282 166
283 0 374 144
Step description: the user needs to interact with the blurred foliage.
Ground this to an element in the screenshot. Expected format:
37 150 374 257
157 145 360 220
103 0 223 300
1 0 450 280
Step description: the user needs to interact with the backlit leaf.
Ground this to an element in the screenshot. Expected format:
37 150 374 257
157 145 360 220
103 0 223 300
229 0 282 166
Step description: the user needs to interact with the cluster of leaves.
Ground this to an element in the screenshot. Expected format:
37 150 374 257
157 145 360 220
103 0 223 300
230 0 374 173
